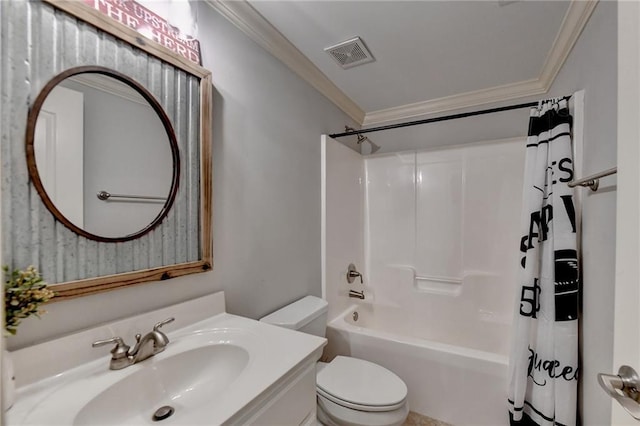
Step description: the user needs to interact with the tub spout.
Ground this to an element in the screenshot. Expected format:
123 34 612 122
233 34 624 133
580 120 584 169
349 290 365 299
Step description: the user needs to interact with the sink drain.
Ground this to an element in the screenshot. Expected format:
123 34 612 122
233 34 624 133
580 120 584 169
152 406 175 422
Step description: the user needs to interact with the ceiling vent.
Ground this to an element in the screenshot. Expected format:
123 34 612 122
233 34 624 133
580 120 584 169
324 37 375 70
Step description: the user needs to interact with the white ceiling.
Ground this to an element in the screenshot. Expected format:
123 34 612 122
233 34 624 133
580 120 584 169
247 1 571 115
207 0 597 125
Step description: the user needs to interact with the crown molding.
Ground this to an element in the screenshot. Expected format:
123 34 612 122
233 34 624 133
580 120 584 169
362 78 546 126
538 0 598 88
206 0 597 127
205 0 365 124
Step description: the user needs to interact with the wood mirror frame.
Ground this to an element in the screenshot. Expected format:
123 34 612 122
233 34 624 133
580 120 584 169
38 0 212 301
26 65 181 243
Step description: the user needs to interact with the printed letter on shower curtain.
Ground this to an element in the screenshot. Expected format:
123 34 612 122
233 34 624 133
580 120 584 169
507 98 579 426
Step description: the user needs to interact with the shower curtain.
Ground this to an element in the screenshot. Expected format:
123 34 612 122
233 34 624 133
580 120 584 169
507 98 579 426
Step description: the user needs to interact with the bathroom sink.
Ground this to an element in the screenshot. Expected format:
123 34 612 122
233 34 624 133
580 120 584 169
74 343 249 425
17 327 256 425
9 308 326 426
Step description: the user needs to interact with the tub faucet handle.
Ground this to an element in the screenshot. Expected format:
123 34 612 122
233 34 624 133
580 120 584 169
347 263 363 284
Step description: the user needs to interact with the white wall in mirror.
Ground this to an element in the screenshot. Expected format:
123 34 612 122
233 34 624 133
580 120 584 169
60 76 174 238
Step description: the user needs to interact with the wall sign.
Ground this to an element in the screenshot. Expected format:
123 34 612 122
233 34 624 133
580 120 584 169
83 0 202 65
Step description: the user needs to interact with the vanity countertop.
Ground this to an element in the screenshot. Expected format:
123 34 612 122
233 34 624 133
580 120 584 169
6 292 326 425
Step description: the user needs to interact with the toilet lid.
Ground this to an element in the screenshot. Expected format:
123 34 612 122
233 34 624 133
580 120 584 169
316 356 407 410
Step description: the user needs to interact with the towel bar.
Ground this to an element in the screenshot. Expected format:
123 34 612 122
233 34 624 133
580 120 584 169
567 167 617 191
97 190 167 202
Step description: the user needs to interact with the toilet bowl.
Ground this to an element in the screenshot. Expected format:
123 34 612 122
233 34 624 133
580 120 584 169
260 296 409 426
316 356 409 426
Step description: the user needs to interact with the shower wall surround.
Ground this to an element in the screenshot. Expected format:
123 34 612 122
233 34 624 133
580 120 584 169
366 138 524 319
321 136 365 320
323 136 525 337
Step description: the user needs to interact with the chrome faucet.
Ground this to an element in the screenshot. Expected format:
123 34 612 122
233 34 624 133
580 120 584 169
92 317 175 370
347 263 363 284
349 289 365 299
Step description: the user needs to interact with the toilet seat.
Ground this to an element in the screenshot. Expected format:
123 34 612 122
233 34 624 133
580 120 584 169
316 356 407 412
317 393 409 426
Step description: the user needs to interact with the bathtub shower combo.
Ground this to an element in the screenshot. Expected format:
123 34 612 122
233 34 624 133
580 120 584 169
322 136 525 425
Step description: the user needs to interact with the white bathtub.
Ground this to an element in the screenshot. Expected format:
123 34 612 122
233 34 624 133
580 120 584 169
325 304 509 426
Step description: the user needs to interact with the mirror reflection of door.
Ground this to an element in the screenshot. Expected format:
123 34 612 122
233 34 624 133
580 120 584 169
34 86 85 228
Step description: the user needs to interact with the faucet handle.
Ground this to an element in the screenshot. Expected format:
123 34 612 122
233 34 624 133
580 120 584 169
153 317 175 331
92 336 130 359
347 263 363 284
152 317 175 347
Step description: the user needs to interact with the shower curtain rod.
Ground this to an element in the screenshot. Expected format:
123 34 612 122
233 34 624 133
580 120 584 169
328 95 572 139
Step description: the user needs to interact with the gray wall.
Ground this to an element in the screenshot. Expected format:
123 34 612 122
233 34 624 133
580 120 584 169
367 3 617 423
7 2 356 349
5 3 617 423
552 4 617 424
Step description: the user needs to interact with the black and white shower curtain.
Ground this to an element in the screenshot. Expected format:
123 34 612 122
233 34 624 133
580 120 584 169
507 98 579 426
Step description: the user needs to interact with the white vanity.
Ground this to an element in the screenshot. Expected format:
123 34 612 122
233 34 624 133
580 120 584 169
7 292 326 425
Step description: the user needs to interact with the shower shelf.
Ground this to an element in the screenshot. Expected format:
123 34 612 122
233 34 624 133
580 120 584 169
414 275 462 296
414 275 462 285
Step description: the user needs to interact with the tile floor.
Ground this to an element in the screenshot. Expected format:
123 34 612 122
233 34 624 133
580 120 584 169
403 411 453 426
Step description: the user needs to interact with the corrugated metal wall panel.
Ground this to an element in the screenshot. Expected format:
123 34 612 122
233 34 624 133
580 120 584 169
1 0 201 284
187 77 201 261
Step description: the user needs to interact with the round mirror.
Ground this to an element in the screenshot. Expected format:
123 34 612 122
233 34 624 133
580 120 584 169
26 66 180 242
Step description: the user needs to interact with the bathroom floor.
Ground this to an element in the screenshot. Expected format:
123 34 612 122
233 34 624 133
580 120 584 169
403 411 453 426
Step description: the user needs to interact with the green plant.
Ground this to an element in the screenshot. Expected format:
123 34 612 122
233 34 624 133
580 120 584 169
4 265 54 335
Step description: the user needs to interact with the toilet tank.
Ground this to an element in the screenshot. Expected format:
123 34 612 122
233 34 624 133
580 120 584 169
260 296 328 337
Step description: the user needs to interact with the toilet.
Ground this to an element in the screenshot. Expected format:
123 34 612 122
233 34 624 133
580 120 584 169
260 296 409 426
